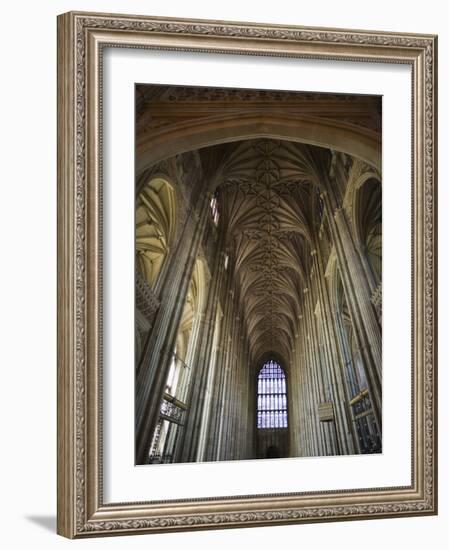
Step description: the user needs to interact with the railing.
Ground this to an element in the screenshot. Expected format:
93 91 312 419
349 388 381 453
148 452 173 464
349 388 369 407
160 393 188 425
350 389 371 419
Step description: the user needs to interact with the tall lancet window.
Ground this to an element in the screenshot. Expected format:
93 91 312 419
257 360 288 429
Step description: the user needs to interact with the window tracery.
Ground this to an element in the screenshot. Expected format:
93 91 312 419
257 360 288 429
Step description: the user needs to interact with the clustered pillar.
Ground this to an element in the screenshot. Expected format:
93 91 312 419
136 148 381 464
135 192 211 464
288 153 382 457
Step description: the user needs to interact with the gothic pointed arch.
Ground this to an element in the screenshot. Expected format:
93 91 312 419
331 268 381 454
174 258 207 368
135 85 383 465
136 177 176 290
136 112 381 175
148 258 208 463
353 177 382 286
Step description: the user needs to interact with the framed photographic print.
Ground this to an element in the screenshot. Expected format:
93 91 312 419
57 11 437 538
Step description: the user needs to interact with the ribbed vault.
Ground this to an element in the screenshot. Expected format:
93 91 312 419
135 85 384 465
201 138 328 364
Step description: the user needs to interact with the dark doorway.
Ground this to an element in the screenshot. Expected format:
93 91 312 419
265 445 280 458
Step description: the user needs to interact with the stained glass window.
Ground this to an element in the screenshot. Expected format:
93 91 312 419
257 360 288 429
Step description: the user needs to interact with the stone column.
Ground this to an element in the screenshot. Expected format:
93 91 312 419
235 331 251 459
204 277 233 461
310 247 356 455
302 289 325 455
228 315 244 459
135 194 210 464
303 290 323 453
224 319 239 460
296 337 308 455
216 297 238 460
298 344 310 456
288 339 300 456
179 239 227 462
322 170 382 430
244 353 254 458
298 314 316 456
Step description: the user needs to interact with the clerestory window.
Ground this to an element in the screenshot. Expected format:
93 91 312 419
210 192 219 226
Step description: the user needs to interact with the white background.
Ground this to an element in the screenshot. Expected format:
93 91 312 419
0 0 446 548
104 49 411 502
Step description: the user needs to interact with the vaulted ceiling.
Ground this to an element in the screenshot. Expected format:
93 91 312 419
136 84 381 368
136 84 382 172
200 138 329 365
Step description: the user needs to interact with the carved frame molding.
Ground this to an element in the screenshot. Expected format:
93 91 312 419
57 11 437 538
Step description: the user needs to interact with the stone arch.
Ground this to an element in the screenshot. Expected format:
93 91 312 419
327 259 359 390
167 258 209 403
255 358 290 458
136 113 381 177
175 258 207 361
254 351 289 374
265 445 280 458
254 356 290 416
343 161 380 240
352 177 382 286
135 177 176 291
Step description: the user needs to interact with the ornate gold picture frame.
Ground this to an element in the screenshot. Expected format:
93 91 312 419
57 11 437 538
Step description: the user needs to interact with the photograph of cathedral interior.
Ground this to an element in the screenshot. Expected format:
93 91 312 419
135 84 382 465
